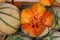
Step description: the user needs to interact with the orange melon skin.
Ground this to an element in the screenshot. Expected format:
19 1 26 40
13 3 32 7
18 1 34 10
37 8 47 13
21 4 53 37
42 11 53 27
40 0 54 6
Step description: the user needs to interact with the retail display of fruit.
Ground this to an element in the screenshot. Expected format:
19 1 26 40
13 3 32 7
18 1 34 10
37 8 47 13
0 0 60 40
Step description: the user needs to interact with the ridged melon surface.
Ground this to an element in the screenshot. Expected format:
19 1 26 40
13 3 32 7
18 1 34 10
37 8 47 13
21 4 55 37
0 3 20 35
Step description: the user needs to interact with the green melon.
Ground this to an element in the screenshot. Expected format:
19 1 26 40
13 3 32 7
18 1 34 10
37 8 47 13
51 7 60 30
0 3 20 35
43 31 60 40
6 35 32 40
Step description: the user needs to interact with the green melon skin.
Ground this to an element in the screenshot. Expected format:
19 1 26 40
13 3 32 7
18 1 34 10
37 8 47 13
43 31 60 40
0 3 20 35
0 3 19 10
52 7 60 30
6 35 32 40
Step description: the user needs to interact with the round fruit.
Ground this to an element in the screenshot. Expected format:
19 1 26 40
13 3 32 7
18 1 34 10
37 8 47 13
21 4 55 37
40 0 54 6
0 3 20 35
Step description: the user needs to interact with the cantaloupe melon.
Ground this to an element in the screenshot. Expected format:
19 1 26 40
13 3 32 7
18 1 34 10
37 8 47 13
40 0 54 6
21 4 55 37
0 3 20 35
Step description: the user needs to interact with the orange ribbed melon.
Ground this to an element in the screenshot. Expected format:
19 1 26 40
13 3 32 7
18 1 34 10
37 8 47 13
21 4 55 37
40 0 54 6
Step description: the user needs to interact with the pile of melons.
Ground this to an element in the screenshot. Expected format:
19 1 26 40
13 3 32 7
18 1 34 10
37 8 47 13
0 0 60 40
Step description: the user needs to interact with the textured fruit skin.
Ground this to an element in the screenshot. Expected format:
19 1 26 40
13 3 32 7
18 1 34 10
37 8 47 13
6 35 32 40
40 0 54 6
52 7 60 30
0 3 20 35
21 4 54 37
